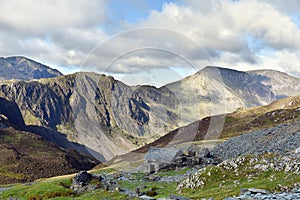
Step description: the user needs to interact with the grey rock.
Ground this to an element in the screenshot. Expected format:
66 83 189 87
169 194 192 200
0 187 12 193
248 188 270 195
224 187 300 200
73 171 92 184
239 196 255 200
139 195 156 200
212 121 300 162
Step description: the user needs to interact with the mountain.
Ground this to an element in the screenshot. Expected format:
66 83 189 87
125 94 300 155
1 60 299 161
158 66 276 125
0 56 62 80
249 69 300 98
0 73 168 161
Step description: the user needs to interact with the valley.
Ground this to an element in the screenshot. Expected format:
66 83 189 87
0 56 300 199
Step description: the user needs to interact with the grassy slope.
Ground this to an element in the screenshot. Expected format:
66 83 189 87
1 157 299 200
0 128 99 185
179 153 300 199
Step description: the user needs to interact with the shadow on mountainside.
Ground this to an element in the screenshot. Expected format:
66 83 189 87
25 125 106 162
0 97 105 162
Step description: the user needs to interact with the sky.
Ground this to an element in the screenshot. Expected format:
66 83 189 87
0 0 300 86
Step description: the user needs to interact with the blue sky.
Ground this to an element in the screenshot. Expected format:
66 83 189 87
0 0 300 86
108 0 179 23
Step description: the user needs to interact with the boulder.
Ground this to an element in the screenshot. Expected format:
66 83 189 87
139 195 156 200
73 171 92 185
243 188 270 195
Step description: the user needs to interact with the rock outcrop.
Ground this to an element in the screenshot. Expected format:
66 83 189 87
177 150 300 191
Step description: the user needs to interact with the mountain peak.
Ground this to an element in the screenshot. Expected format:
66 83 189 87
199 66 245 74
0 56 62 80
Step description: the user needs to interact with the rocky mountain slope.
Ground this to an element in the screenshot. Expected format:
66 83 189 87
0 56 62 80
3 117 299 199
177 150 300 199
162 66 276 124
211 120 300 161
175 117 300 199
128 95 300 155
249 69 300 98
1 71 300 198
0 58 299 162
0 73 178 161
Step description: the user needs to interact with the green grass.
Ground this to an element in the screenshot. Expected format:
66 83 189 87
117 177 178 199
2 169 298 200
89 167 117 174
181 170 300 200
23 110 41 126
0 179 74 200
2 154 300 200
156 167 190 177
179 154 300 199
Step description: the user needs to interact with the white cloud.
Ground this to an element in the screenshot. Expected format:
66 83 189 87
0 0 107 35
142 0 300 51
0 0 108 71
125 0 300 79
0 0 300 84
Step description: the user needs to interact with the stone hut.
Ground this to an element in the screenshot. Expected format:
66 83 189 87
187 146 200 157
144 147 183 174
143 146 216 174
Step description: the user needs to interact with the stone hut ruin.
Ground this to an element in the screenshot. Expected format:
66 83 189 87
143 146 215 174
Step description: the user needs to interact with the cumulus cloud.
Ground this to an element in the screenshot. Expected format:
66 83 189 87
143 0 300 51
0 0 108 70
83 28 213 73
0 0 108 35
0 0 300 84
131 0 300 77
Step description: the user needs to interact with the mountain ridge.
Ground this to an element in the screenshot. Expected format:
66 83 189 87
1 57 300 161
0 56 62 80
248 69 300 98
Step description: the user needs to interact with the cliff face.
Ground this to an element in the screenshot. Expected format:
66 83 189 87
0 73 176 161
0 97 25 129
1 63 299 161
